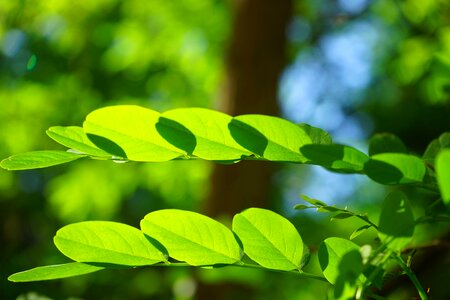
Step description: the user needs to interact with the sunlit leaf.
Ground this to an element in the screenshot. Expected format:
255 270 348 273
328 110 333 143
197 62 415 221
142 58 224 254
378 191 415 251
230 114 311 162
349 225 372 240
365 153 426 184
300 195 327 206
298 123 332 145
233 208 303 271
317 206 341 213
47 126 112 158
318 237 362 284
8 263 104 282
331 212 354 220
300 144 369 173
368 133 407 156
333 250 363 299
158 108 251 160
0 150 84 170
436 149 450 206
54 221 166 266
141 209 241 266
83 105 183 162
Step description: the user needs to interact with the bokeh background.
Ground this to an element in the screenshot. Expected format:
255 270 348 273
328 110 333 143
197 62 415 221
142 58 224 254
1 0 449 299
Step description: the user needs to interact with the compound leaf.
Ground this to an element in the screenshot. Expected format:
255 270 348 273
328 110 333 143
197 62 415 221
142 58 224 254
233 208 303 271
141 209 241 266
8 262 104 282
54 221 166 266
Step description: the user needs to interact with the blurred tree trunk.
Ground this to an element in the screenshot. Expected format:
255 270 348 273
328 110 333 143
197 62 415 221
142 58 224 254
198 0 293 298
203 0 293 218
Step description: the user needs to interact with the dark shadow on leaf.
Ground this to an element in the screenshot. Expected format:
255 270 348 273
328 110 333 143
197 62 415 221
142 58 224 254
378 192 414 238
228 119 268 157
86 134 127 159
83 262 134 269
143 234 169 257
364 159 403 184
300 144 344 167
318 242 329 275
334 250 362 298
156 116 197 155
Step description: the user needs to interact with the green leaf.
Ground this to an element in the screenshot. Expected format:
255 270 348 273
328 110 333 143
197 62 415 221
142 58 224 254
141 209 241 266
423 132 450 165
8 262 104 282
368 133 407 156
349 225 372 240
317 206 342 213
54 221 166 266
300 195 327 206
47 126 112 158
83 105 183 162
378 191 415 251
365 153 426 184
298 123 332 145
436 149 450 207
333 250 363 299
158 108 251 160
229 114 312 162
293 204 313 210
331 212 354 220
232 208 303 271
0 150 84 170
318 237 361 284
300 144 369 173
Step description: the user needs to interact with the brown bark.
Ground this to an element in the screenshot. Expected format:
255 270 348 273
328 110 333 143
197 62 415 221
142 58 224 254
197 1 292 298
203 0 293 219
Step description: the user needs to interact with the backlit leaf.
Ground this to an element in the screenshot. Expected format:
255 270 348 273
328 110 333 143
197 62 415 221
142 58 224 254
8 262 104 282
298 123 332 145
318 237 362 284
423 132 450 165
301 144 369 173
83 105 183 162
349 225 372 240
0 150 84 170
230 115 311 162
365 153 426 184
378 191 415 251
368 133 407 156
436 149 450 207
141 209 241 266
158 108 251 160
233 208 303 271
54 221 166 266
47 126 112 158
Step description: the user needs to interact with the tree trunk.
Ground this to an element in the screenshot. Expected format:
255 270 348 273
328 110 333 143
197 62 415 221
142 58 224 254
198 1 293 299
204 0 293 218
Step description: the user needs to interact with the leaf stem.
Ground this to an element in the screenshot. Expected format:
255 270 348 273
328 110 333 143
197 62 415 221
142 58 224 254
392 253 428 300
154 262 329 283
